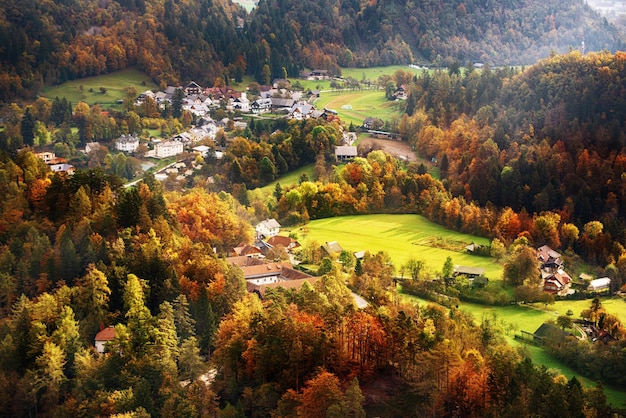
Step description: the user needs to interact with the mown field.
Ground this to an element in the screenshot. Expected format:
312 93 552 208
43 67 158 108
312 90 403 126
290 213 498 279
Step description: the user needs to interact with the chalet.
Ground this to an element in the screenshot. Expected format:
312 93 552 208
94 326 115 354
231 93 250 112
184 81 203 96
321 241 343 256
289 102 315 120
154 141 184 159
537 245 563 272
251 98 272 114
255 218 281 239
588 277 611 293
543 269 572 294
391 85 408 100
115 134 140 153
335 146 358 162
266 235 301 252
363 117 383 130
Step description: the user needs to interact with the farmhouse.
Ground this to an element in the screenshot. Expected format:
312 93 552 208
266 235 301 252
255 218 281 239
321 241 343 256
543 269 572 294
94 326 115 354
537 245 563 271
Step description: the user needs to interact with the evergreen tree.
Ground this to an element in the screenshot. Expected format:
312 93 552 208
20 108 35 146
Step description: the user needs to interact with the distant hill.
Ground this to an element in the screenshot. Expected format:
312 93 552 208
0 0 622 100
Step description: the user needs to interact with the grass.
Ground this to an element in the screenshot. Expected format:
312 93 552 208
43 67 158 109
312 90 404 126
255 165 315 196
291 213 498 278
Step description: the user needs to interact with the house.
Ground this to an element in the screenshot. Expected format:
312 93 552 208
266 235 301 252
231 243 264 257
243 263 319 298
289 102 315 120
115 134 140 153
251 98 272 114
184 81 203 96
543 269 572 294
588 277 611 292
154 141 184 159
363 117 383 130
255 219 281 239
321 241 343 256
50 163 75 175
94 326 115 354
35 151 59 164
532 323 571 345
391 85 408 100
537 245 563 272
85 142 101 154
231 93 250 112
302 69 329 80
335 146 358 162
241 262 293 282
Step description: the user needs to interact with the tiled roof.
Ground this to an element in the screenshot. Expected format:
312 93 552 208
94 326 115 342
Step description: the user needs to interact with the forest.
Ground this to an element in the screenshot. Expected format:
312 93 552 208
0 0 623 100
0 50 626 415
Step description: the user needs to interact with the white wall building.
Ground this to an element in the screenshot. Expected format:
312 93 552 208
154 141 184 159
115 135 140 153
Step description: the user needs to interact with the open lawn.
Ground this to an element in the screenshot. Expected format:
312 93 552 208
43 67 158 109
312 90 403 126
291 214 499 278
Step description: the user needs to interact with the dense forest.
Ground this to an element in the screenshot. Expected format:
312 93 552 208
1 50 626 414
0 0 623 100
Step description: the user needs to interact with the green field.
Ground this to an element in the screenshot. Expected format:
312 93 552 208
291 213 499 278
312 90 404 126
256 165 315 196
43 67 158 108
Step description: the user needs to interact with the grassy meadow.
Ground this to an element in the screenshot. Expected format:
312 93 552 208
289 213 499 279
43 67 158 108
312 90 404 126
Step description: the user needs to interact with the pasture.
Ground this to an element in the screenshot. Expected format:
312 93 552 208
292 213 499 279
43 67 158 108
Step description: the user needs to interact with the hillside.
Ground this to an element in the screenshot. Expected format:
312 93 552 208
0 0 623 100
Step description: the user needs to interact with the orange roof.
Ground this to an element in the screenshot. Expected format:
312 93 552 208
94 326 116 341
241 262 292 279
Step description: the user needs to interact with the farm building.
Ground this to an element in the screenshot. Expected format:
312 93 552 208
588 277 611 292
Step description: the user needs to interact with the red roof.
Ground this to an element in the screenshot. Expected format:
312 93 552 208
94 326 116 342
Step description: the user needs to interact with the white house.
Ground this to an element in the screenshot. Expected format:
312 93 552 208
94 326 115 354
115 134 140 153
231 92 250 112
255 218 281 238
154 141 184 159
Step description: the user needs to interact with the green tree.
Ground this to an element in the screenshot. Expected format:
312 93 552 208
171 88 184 119
21 107 35 146
442 256 454 278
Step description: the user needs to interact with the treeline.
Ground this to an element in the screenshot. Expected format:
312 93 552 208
1 0 623 101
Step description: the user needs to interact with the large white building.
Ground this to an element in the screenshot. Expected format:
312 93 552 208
115 135 140 153
154 141 184 159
